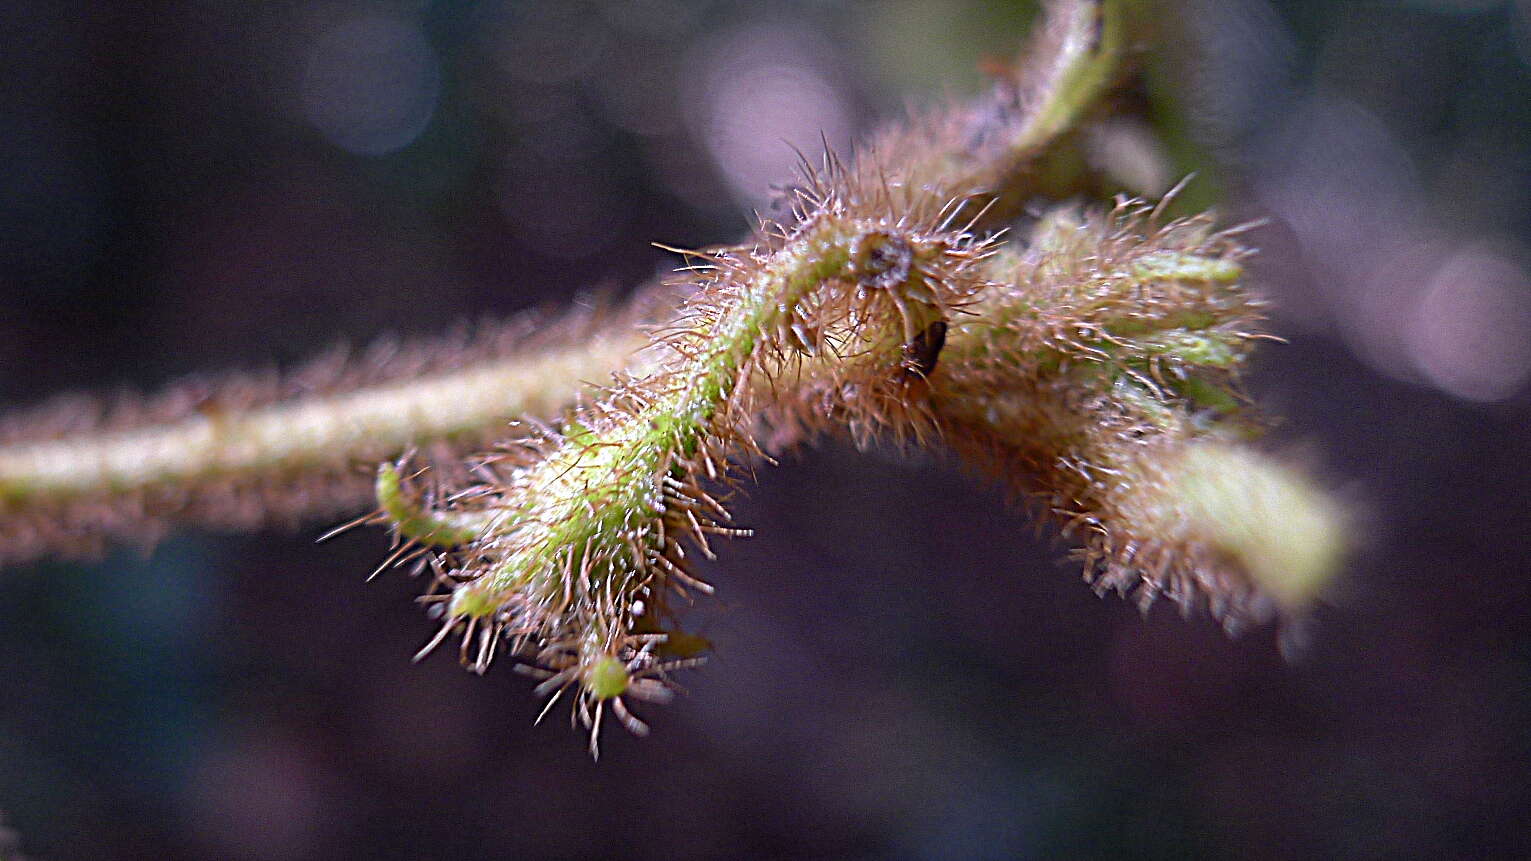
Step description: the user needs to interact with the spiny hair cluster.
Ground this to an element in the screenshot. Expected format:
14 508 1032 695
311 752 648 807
380 194 1347 754
931 202 1341 629
754 197 1342 632
365 0 1342 752
379 155 1000 754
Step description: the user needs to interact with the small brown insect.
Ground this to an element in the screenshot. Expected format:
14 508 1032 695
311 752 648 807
901 319 948 380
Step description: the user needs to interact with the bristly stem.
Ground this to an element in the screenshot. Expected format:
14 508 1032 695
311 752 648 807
420 200 991 754
0 323 650 562
0 1 1349 756
0 340 639 503
0 0 1129 566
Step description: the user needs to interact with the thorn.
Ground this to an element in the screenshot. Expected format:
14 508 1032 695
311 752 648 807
316 511 377 543
413 618 456 663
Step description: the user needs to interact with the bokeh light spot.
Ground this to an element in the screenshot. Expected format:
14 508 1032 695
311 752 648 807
685 25 854 210
1408 246 1531 402
300 16 440 157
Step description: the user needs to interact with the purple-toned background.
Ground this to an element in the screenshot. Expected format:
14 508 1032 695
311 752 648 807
1 1 1529 858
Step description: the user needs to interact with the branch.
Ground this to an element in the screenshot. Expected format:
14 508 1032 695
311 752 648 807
360 3 1344 752
0 0 1134 565
0 1 1349 758
0 306 657 562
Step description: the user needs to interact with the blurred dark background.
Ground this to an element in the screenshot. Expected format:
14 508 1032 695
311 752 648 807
1 0 1529 858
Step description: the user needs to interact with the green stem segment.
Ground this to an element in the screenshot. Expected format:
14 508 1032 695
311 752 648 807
0 338 645 506
1009 0 1126 160
376 464 510 548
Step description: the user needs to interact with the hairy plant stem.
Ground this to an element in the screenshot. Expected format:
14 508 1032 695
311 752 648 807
0 0 1349 755
0 340 642 505
0 327 653 564
861 0 1129 228
444 219 971 633
0 0 1132 565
